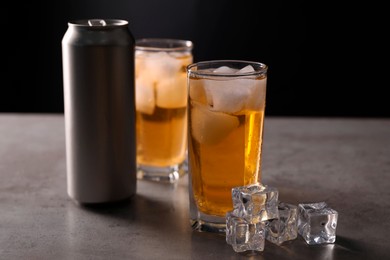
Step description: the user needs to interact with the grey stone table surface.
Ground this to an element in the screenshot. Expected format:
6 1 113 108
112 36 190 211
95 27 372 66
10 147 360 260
1 114 389 260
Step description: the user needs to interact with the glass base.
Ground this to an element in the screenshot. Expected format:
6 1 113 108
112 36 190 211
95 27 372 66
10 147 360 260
137 163 186 183
190 211 227 234
188 168 227 234
191 219 226 234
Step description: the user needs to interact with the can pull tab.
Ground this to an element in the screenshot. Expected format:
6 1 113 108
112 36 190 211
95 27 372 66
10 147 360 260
88 19 107 26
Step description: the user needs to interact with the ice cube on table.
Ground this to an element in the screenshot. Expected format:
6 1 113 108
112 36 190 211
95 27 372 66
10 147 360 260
266 202 298 245
232 183 279 222
135 77 155 115
155 72 187 108
298 202 338 245
226 211 265 253
190 101 239 145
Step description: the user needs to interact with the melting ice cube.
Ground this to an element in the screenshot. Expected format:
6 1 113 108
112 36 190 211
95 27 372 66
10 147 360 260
135 51 184 113
245 77 266 111
203 78 253 114
189 79 208 105
238 65 255 74
298 202 338 245
213 66 237 74
232 183 279 222
203 77 266 114
135 77 155 115
189 65 267 114
155 72 187 108
190 102 239 145
266 202 298 245
226 211 265 253
138 51 182 82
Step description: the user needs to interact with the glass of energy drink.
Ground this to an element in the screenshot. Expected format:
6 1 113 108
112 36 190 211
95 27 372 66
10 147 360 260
187 60 268 232
135 38 193 183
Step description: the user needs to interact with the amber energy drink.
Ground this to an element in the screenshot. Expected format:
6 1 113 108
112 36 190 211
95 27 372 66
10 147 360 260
187 60 268 232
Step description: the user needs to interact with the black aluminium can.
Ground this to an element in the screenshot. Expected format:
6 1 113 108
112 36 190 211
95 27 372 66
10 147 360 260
61 19 136 203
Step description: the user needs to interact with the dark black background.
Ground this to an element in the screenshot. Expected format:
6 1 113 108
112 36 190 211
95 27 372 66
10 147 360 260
3 0 388 117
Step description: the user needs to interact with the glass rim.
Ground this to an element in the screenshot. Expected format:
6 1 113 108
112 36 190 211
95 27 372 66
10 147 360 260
187 60 268 77
135 38 193 52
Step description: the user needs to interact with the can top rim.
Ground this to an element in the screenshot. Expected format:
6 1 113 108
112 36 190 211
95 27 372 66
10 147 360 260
68 19 128 27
